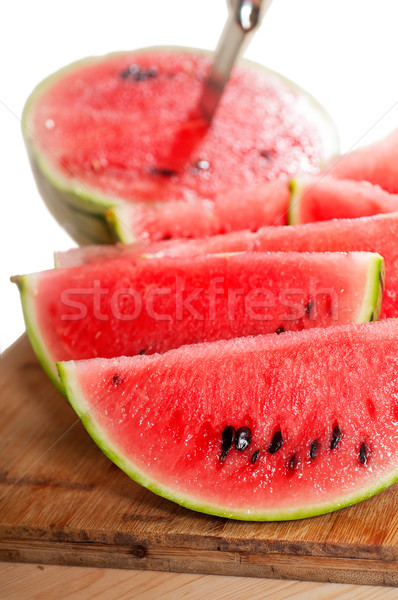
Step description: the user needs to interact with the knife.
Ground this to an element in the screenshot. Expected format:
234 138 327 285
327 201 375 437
200 0 274 123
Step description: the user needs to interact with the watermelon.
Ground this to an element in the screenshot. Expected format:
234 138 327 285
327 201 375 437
23 47 338 245
327 129 398 193
13 251 383 390
57 319 398 520
55 212 398 319
107 179 289 244
288 175 398 225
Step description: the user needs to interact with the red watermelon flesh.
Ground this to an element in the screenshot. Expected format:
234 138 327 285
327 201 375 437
26 49 332 206
14 251 383 389
327 129 398 193
108 179 289 243
55 212 398 319
58 319 398 520
288 175 398 225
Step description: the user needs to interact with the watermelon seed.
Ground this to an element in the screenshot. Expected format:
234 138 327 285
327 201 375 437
268 430 283 454
195 160 210 170
288 454 296 470
149 167 178 177
275 326 284 334
359 442 368 466
309 439 318 459
306 301 313 316
120 64 158 81
111 374 122 387
235 427 252 452
260 149 275 160
138 349 146 355
330 425 342 450
220 425 236 462
251 449 260 464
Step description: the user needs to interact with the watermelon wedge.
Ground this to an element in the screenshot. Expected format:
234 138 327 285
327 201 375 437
327 129 398 193
57 319 398 521
54 212 398 319
107 179 289 244
288 175 398 225
23 47 338 244
13 252 383 390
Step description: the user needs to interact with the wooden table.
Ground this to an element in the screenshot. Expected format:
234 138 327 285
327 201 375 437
2 336 398 597
2 563 398 599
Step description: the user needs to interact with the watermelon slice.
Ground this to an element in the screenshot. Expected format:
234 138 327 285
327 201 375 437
14 252 383 390
57 319 398 521
288 175 398 225
327 129 398 193
107 179 289 244
55 212 398 319
23 47 338 244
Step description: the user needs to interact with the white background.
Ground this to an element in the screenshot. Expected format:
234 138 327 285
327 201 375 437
1 0 398 352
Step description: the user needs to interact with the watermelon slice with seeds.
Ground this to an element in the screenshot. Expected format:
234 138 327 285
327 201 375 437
13 251 383 390
288 175 398 225
23 47 338 244
55 212 398 319
57 319 398 521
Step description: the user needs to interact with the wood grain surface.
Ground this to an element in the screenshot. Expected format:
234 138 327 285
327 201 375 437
3 563 398 600
1 336 398 587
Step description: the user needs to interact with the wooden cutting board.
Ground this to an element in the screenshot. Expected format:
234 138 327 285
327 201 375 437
1 336 398 586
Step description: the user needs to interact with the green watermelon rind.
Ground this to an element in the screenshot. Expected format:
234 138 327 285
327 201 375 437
57 359 398 521
356 253 384 323
22 46 339 246
287 175 312 226
11 274 63 391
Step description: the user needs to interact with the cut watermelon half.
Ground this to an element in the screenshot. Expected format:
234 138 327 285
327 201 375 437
288 175 398 225
55 212 398 319
23 47 338 244
13 251 383 390
58 319 398 521
327 129 398 193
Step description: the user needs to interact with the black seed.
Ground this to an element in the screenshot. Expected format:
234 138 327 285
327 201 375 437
219 450 228 464
235 427 252 452
330 425 342 450
306 301 313 315
120 64 158 81
370 312 374 321
288 454 296 470
260 149 275 160
275 326 284 335
268 430 283 454
359 442 368 466
138 349 146 355
195 160 210 170
309 439 318 459
221 425 236 454
112 374 121 387
251 449 260 464
149 167 178 177
162 235 171 241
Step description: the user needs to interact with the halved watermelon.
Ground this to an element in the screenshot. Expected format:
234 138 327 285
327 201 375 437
23 47 338 244
58 319 398 521
13 252 383 389
54 212 398 319
327 129 398 193
107 179 289 244
288 175 398 225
